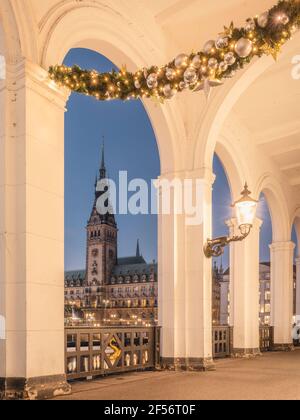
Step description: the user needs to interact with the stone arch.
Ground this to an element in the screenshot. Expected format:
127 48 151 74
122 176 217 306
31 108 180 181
193 31 300 202
40 3 184 175
0 0 23 63
292 208 300 256
255 174 290 243
193 55 274 173
213 134 250 201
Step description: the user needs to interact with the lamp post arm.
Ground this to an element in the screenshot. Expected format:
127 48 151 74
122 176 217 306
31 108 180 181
203 228 251 258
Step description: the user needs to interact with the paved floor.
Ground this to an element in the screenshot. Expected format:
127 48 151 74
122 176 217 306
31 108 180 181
54 350 300 400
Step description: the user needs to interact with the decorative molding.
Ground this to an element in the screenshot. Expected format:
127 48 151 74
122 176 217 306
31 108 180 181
6 59 70 109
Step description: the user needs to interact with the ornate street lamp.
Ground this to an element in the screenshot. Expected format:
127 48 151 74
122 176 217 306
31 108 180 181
204 183 258 258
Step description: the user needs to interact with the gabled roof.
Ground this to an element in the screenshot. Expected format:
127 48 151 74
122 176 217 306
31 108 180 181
113 261 157 277
117 256 146 266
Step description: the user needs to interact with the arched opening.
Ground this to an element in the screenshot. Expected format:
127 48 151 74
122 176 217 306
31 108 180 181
212 153 232 328
64 48 161 331
292 216 300 342
257 193 273 327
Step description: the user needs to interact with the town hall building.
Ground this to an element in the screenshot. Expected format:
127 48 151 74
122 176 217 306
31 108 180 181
64 144 158 326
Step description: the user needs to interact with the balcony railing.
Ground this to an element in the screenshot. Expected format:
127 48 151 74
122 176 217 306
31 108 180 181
65 326 160 381
259 326 273 352
212 326 232 358
213 325 273 358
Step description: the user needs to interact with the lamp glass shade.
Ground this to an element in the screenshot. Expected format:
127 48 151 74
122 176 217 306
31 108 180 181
233 184 258 228
235 200 257 227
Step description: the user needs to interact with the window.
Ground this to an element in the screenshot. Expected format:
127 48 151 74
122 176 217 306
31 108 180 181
265 304 271 314
265 291 271 301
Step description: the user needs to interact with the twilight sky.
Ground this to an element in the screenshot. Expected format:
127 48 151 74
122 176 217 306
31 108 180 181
64 48 298 271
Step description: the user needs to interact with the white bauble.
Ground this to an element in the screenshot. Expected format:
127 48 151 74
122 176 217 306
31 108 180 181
245 18 256 32
235 38 253 58
192 55 201 69
184 67 198 84
208 58 218 70
166 68 176 81
175 54 188 68
216 35 229 49
257 11 269 28
224 52 236 65
147 73 158 89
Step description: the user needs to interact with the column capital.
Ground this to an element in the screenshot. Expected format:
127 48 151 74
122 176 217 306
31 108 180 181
6 59 70 110
269 241 295 252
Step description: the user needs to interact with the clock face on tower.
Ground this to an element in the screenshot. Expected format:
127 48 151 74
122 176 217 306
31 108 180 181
92 249 99 257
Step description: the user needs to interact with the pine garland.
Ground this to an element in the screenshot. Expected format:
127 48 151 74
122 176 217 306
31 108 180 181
48 0 300 102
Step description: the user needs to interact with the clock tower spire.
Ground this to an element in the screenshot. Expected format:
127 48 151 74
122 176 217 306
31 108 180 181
85 138 118 308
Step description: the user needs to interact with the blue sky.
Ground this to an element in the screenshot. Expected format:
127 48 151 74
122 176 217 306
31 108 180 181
64 48 298 271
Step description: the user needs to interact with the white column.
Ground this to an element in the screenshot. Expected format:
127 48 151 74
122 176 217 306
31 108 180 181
226 218 262 357
296 258 300 320
0 60 71 399
270 242 295 350
159 169 215 370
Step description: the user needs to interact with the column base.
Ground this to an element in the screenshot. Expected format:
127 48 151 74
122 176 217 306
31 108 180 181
272 343 294 352
160 357 216 372
0 375 72 400
231 348 262 359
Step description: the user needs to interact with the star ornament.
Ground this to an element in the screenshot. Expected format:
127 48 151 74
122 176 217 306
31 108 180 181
194 78 223 100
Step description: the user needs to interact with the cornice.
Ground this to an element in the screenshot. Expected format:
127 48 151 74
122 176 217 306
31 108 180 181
6 59 70 109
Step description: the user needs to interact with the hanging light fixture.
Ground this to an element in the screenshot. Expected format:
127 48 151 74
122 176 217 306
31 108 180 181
204 183 258 258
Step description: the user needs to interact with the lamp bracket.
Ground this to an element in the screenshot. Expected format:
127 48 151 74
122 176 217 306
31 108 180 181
204 225 251 258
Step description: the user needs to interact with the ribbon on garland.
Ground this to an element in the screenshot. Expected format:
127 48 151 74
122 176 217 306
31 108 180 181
49 0 300 101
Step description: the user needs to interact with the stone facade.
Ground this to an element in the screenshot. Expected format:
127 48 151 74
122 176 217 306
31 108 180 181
220 262 297 326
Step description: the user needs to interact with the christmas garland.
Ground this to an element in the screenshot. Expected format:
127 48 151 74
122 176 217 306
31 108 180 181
49 0 300 101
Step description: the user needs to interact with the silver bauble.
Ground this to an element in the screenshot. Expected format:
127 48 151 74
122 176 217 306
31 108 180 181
203 40 215 54
184 67 198 84
208 58 219 70
175 54 188 68
245 18 256 32
166 67 176 81
134 80 141 89
235 38 253 58
179 81 188 90
281 14 290 25
163 84 176 99
192 55 201 69
147 73 158 89
224 52 236 65
219 62 228 73
257 11 269 28
215 35 229 49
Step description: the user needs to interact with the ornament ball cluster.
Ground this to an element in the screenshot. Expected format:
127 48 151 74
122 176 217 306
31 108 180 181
49 0 300 102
